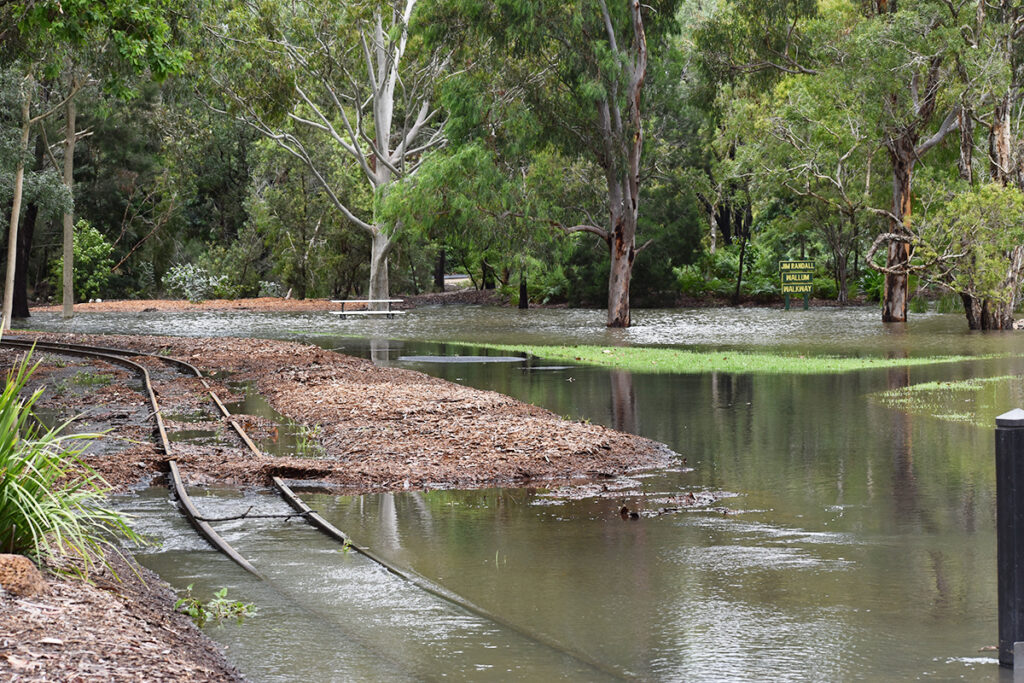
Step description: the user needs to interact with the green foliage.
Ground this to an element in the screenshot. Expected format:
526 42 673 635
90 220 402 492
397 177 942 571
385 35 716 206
0 351 141 573
13 0 191 90
909 295 929 314
70 372 112 387
859 269 884 303
919 183 1024 306
48 220 114 303
936 292 965 314
175 584 256 628
813 277 838 300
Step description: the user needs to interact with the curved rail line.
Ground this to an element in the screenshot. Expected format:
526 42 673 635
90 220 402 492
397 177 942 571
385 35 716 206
0 337 262 577
2 336 627 679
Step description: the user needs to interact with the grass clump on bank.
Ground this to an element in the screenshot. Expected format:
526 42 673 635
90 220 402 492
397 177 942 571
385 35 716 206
463 343 988 375
0 350 140 575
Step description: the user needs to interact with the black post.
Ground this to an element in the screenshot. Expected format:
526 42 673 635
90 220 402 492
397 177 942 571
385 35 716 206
996 408 1024 667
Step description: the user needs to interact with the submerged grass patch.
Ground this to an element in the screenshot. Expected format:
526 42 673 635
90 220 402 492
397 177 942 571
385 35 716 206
874 375 1024 427
457 342 990 375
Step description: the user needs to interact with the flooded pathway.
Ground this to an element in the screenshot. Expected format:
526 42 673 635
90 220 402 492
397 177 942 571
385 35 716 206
24 306 1024 680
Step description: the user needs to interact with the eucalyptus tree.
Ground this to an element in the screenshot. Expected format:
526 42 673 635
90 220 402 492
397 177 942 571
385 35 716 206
437 0 680 327
699 0 979 322
203 0 448 307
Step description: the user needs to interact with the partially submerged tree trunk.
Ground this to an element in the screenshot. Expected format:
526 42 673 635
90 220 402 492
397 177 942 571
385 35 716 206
961 246 1024 330
604 0 647 328
882 145 914 322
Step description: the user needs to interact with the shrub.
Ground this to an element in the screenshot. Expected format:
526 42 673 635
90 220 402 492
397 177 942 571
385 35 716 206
0 350 140 574
859 269 884 302
48 220 114 303
813 277 838 300
258 281 285 298
674 265 708 296
163 263 218 302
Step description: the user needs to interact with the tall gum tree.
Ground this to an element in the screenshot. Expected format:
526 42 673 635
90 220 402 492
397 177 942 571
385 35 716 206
442 0 679 328
697 0 966 323
204 0 448 307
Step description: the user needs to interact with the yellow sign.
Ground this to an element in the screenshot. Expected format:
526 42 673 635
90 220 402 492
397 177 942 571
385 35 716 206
782 283 813 294
780 260 814 307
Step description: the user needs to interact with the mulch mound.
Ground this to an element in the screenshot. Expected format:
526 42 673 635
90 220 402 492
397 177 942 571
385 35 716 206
0 554 242 682
17 332 675 491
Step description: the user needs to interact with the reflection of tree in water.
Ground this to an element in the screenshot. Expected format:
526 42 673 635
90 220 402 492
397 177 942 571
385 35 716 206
709 371 753 410
610 370 637 433
370 337 390 364
886 361 952 608
886 363 920 523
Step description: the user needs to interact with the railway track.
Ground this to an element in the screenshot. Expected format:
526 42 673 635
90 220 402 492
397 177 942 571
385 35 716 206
0 335 627 679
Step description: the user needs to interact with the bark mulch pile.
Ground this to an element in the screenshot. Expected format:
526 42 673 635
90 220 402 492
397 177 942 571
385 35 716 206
20 332 677 491
0 555 242 682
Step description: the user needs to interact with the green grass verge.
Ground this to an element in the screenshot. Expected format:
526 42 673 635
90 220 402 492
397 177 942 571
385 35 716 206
456 342 995 375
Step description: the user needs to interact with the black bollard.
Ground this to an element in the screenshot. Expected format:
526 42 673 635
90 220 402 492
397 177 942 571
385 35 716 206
996 408 1024 667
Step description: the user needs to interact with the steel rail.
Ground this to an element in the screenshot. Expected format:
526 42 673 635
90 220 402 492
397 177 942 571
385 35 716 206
3 337 263 455
0 338 262 577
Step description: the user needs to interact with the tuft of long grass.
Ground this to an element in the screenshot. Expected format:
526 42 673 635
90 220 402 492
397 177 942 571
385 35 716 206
0 349 141 576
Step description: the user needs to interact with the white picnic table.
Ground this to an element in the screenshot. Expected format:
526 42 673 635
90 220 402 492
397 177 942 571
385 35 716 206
330 299 404 319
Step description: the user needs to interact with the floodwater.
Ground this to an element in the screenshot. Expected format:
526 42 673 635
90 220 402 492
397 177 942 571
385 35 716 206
23 305 1024 680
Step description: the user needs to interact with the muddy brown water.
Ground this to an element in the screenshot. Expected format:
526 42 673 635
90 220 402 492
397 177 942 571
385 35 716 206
22 305 1024 680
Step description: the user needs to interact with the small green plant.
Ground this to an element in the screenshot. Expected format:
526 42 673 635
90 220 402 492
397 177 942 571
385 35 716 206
341 538 352 553
0 349 141 574
175 584 256 628
71 372 112 387
295 423 324 456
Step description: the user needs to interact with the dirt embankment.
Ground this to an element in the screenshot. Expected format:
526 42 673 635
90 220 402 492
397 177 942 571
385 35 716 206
28 289 506 315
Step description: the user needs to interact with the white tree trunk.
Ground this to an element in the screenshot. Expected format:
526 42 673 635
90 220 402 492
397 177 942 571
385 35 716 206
368 231 393 309
2 90 32 335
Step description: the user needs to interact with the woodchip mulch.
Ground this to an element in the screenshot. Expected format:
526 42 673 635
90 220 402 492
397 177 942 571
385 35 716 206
18 332 675 491
0 555 242 682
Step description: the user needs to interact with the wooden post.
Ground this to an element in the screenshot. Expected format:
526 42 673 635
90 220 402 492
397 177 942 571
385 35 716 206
996 408 1024 667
